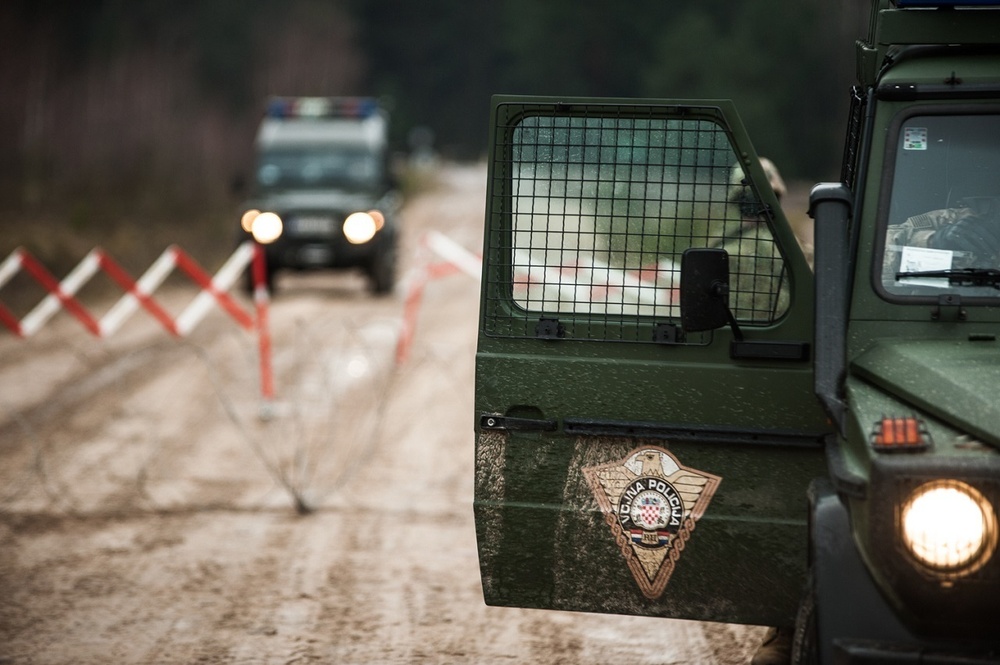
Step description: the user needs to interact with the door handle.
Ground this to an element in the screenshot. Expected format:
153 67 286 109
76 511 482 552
479 414 558 432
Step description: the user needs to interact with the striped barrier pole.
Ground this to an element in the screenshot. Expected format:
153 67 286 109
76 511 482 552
17 248 102 337
172 245 254 335
0 242 275 407
97 249 180 336
251 243 275 403
395 231 481 365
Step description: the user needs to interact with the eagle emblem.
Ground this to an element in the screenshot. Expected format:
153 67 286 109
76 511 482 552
583 446 721 600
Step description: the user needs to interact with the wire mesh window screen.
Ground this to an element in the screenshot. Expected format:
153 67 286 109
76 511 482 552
484 103 789 343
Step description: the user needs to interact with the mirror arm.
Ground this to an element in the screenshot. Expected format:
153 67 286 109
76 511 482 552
725 309 744 342
712 281 744 341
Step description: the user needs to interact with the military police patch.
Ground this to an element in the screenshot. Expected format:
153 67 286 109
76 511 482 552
583 446 721 600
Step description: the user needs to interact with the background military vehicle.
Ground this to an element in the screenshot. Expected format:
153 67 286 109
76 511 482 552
240 96 400 294
474 1 1000 662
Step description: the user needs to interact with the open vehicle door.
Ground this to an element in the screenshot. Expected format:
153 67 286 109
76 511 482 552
474 96 832 626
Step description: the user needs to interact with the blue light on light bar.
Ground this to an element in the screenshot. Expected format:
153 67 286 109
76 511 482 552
265 97 379 119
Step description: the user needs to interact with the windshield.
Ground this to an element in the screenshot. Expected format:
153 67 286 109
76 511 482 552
256 147 381 190
880 114 1000 299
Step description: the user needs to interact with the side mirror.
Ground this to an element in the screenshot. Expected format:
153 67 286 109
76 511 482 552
680 248 731 332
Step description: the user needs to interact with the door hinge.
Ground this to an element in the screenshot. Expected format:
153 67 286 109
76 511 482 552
932 294 966 321
535 317 565 339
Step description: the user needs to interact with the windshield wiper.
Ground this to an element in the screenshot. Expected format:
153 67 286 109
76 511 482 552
896 268 1000 289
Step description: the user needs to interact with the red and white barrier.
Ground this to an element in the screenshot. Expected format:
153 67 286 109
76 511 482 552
395 231 481 365
512 251 679 316
250 243 274 401
0 241 274 401
394 232 680 363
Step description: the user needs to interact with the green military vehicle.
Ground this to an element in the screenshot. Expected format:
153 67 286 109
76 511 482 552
239 96 399 294
474 1 1000 662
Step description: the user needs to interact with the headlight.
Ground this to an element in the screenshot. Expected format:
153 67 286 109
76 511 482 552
250 211 283 244
343 211 378 244
241 209 260 233
901 480 997 575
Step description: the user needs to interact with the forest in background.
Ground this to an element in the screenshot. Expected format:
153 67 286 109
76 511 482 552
0 0 869 270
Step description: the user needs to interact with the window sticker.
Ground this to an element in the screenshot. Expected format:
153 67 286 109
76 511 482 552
903 127 928 151
897 245 952 287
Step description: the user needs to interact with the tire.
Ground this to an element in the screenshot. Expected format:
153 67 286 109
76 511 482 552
368 241 396 295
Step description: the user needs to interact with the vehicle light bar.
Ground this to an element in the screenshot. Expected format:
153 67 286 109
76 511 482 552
894 0 1000 6
871 416 931 451
265 96 379 119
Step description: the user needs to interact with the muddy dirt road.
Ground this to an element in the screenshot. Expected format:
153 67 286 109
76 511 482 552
0 164 765 664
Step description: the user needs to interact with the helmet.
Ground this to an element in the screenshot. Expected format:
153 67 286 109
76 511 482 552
729 157 786 200
759 157 787 200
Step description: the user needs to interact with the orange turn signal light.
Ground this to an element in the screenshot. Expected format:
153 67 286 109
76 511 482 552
871 416 930 452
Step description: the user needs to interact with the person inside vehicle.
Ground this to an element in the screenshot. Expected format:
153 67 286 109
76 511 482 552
716 157 792 326
883 196 1000 292
728 156 788 221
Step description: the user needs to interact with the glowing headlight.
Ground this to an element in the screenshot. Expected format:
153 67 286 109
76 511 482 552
901 480 997 575
241 209 260 233
343 211 378 244
251 212 283 244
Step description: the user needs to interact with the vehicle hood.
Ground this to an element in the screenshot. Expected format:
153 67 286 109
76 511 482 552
251 189 379 213
851 339 1000 449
